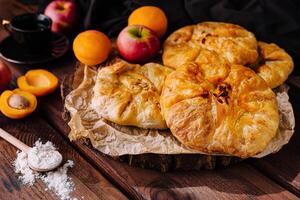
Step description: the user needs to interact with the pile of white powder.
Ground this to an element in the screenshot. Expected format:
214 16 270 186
27 140 63 171
14 140 78 200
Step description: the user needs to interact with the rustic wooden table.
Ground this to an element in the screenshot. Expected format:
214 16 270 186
0 1 299 200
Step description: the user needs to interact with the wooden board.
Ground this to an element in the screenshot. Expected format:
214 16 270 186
0 113 128 200
250 83 300 196
1 1 300 198
60 65 243 172
38 99 300 200
4 56 298 199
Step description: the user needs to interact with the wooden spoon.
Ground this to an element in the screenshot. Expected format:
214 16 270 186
0 128 62 172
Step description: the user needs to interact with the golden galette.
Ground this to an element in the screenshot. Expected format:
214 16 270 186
163 22 258 69
91 60 172 129
251 41 294 89
160 62 279 158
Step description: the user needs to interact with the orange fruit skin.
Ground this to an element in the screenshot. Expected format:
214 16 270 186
128 6 168 38
73 30 112 65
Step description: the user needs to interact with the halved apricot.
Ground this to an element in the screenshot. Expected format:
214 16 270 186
17 69 58 97
0 89 37 119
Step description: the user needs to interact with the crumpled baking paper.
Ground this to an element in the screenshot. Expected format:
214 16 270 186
64 65 295 158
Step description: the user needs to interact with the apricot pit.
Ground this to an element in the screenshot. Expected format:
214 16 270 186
17 69 58 97
0 89 37 119
8 94 30 110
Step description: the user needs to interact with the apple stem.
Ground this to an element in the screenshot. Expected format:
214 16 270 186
138 26 143 38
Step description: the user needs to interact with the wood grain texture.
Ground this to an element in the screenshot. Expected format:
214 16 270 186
250 83 300 196
32 106 300 200
1 0 300 199
60 69 242 172
16 60 298 200
1 35 300 200
0 113 128 200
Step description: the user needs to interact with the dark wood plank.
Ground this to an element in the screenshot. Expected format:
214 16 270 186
249 83 300 196
0 112 128 200
1 31 299 199
38 95 300 200
1 0 299 199
7 57 296 200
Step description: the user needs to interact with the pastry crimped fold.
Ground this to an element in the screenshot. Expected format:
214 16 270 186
91 60 172 129
251 41 294 89
160 62 279 158
163 22 258 69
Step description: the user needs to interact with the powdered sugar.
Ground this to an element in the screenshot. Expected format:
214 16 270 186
41 160 75 200
14 140 78 200
27 140 62 171
14 150 36 185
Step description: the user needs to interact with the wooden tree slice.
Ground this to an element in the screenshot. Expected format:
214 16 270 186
60 63 242 172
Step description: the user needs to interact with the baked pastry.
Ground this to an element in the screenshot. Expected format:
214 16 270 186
163 22 258 69
91 60 172 129
250 41 294 89
161 62 279 158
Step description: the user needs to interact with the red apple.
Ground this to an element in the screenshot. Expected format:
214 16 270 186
0 60 11 92
116 25 160 63
44 0 79 33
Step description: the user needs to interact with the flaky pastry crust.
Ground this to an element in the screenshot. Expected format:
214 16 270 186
91 60 172 129
161 62 279 158
163 22 258 69
251 41 294 89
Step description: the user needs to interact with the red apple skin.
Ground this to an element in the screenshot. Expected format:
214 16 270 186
44 0 79 33
116 25 160 63
0 60 12 92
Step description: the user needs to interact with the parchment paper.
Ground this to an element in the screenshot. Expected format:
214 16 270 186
64 65 295 158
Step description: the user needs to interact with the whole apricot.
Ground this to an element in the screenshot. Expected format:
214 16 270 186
73 30 112 66
128 6 168 37
0 60 12 92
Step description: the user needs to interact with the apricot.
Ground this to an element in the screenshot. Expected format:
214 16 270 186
17 69 58 97
0 60 12 92
0 89 37 119
73 30 112 66
128 6 168 37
